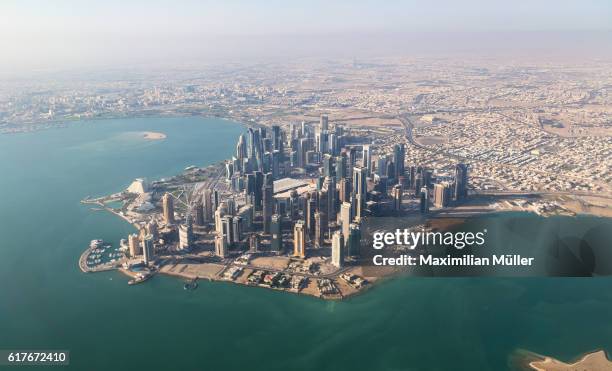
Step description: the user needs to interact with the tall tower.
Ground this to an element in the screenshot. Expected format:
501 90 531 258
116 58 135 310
340 202 353 242
352 166 367 219
270 214 282 251
420 187 429 214
434 182 451 208
393 144 405 183
262 183 274 234
178 218 193 251
215 234 228 258
320 114 329 132
331 230 344 268
162 193 175 225
202 189 213 222
314 212 327 248
128 233 141 257
142 235 154 265
454 163 469 201
347 223 361 257
236 133 247 160
293 221 306 258
194 202 205 226
362 145 372 176
392 184 403 212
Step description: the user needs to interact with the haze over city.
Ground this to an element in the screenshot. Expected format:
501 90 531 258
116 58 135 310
1 0 612 75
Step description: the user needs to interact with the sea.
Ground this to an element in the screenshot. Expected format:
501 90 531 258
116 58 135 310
0 117 611 371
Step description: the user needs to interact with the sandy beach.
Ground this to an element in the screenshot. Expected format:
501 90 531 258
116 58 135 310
528 350 612 371
142 131 167 140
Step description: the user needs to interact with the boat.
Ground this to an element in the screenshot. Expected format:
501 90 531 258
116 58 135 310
128 273 152 285
184 278 198 290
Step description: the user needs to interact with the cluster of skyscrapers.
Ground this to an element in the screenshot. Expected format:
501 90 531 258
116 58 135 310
125 114 469 269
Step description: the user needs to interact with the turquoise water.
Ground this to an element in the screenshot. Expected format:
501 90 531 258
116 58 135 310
0 117 611 371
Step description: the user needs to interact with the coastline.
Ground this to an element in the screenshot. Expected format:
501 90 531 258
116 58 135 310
526 349 612 371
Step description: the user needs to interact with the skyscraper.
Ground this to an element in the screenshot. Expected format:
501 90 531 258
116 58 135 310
454 163 469 200
293 221 306 258
331 230 344 268
202 189 213 222
236 133 247 160
340 202 353 242
262 183 274 234
393 144 405 183
194 201 205 226
128 233 140 257
347 223 361 257
270 214 282 251
392 184 403 212
320 114 329 132
339 178 351 203
362 144 372 176
335 154 347 182
420 186 429 213
142 235 154 265
314 211 327 248
162 193 175 225
434 182 451 208
353 166 368 219
178 221 193 250
305 197 316 237
215 234 228 258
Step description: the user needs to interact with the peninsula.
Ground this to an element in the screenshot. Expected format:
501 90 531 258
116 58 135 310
79 112 610 299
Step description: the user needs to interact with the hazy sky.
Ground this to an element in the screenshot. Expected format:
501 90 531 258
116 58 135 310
1 0 611 74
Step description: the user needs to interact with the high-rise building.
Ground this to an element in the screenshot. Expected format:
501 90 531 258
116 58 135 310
377 155 388 176
202 190 213 222
353 166 368 219
288 190 299 221
320 114 329 132
335 155 347 182
146 221 158 242
362 145 372 175
305 197 316 237
392 184 403 212
194 202 205 226
393 144 405 183
248 233 259 252
262 183 274 234
324 177 337 221
272 125 282 151
454 163 469 200
128 233 140 257
293 221 306 258
142 235 154 265
322 154 334 178
434 182 451 208
270 214 282 251
162 193 175 225
232 216 243 243
347 223 361 257
236 133 248 160
331 230 344 268
339 178 351 203
221 216 234 245
420 187 429 213
178 222 193 250
314 212 327 248
340 202 353 241
215 234 228 258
